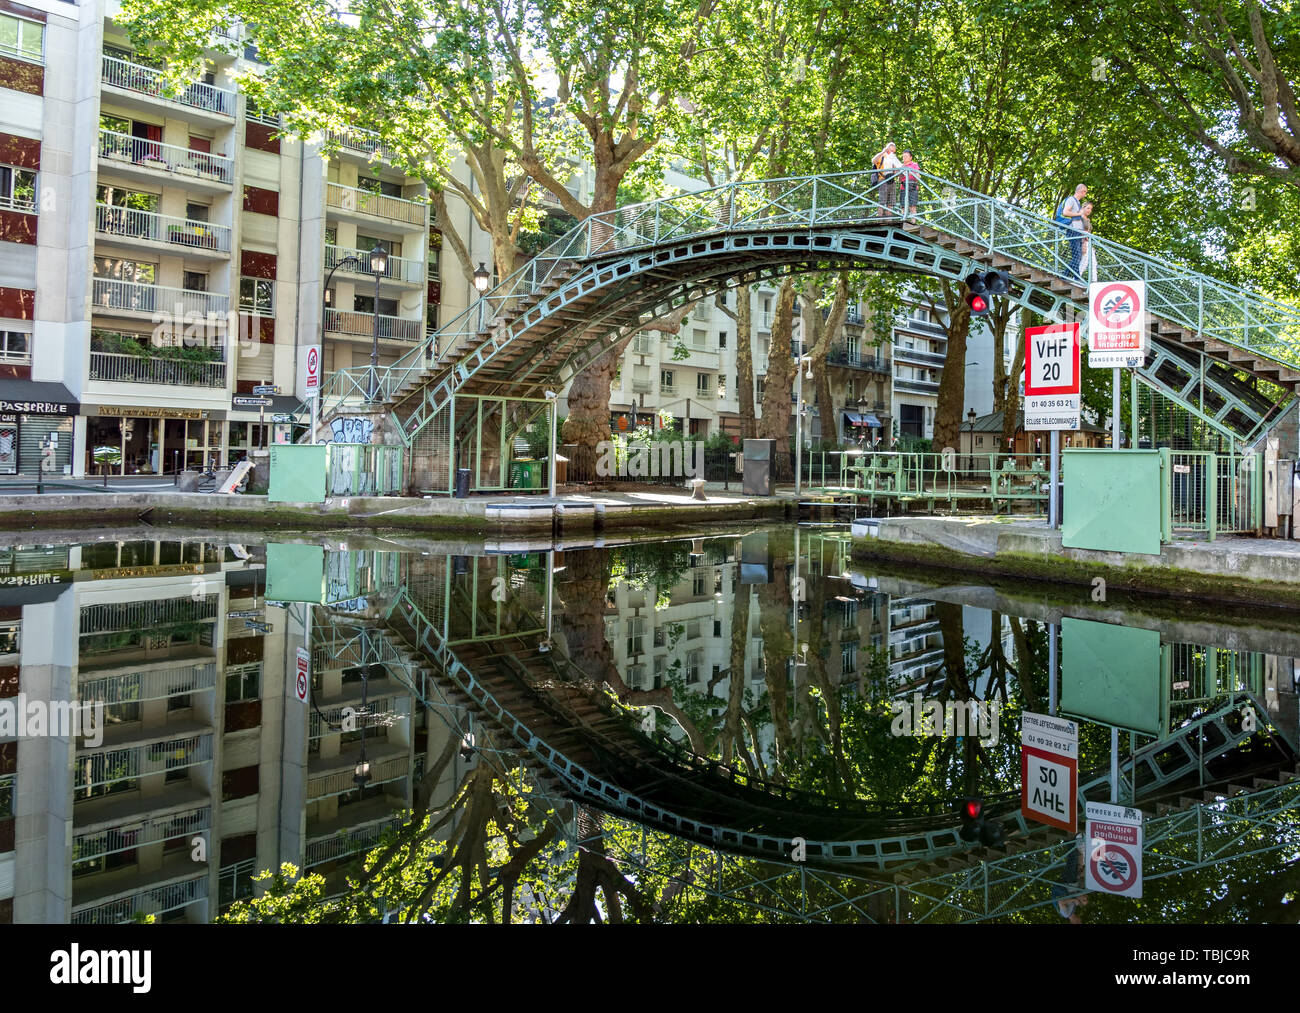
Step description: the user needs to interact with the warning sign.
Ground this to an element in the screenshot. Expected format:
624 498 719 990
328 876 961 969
294 646 310 705
1088 280 1147 368
1021 711 1079 832
1085 802 1143 898
1023 323 1080 431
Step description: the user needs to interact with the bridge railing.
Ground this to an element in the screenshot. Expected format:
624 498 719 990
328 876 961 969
317 167 1300 426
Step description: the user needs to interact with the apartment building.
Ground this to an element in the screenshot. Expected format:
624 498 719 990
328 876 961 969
0 0 478 478
0 538 453 923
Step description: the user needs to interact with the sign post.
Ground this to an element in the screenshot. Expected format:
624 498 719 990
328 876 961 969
301 345 322 445
294 646 310 705
1088 281 1147 449
1020 711 1079 832
1084 801 1143 899
1024 322 1080 528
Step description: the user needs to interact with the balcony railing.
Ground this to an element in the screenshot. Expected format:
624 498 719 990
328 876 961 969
894 376 940 395
325 245 424 284
325 127 382 156
307 755 407 801
98 129 234 185
324 181 425 225
75 734 214 793
0 193 36 214
324 308 423 342
693 388 716 400
631 378 653 393
660 384 677 397
72 874 208 925
79 663 218 706
95 204 232 253
827 345 890 372
81 595 219 636
101 55 237 116
894 346 947 367
72 806 210 867
305 816 404 867
92 279 230 317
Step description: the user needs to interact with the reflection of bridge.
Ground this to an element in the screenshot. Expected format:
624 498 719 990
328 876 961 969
309 170 1300 492
305 550 1298 875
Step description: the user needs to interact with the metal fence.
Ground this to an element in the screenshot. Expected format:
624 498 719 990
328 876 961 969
326 443 404 496
71 874 208 925
803 450 1052 509
1164 450 1261 539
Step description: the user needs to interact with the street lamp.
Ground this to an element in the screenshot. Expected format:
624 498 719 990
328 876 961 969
795 354 813 495
964 408 977 474
367 241 388 401
473 262 491 293
320 251 365 443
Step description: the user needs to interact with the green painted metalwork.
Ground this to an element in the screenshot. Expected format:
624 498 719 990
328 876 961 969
1061 449 1165 554
268 444 328 503
266 543 326 602
1061 617 1167 736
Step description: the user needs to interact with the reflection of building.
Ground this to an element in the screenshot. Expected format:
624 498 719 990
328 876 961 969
887 596 945 690
0 540 444 923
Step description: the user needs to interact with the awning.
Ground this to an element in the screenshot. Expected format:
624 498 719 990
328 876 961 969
843 411 882 428
863 413 882 428
0 379 79 416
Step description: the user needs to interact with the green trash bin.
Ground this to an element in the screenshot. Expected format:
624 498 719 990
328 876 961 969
509 459 542 489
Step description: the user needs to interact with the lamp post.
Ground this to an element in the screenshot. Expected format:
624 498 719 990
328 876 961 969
473 262 490 335
964 408 977 475
367 241 388 401
544 389 558 499
795 354 812 494
322 252 364 442
352 664 371 792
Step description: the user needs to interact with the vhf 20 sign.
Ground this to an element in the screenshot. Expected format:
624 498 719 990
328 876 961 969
1088 281 1147 369
1024 322 1080 431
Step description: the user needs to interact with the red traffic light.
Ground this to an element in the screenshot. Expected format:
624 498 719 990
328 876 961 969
968 294 988 314
964 799 982 820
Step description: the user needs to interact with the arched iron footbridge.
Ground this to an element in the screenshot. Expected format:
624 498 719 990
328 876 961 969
311 169 1300 488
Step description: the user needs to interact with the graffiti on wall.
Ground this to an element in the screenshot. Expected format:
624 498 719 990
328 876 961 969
329 417 374 444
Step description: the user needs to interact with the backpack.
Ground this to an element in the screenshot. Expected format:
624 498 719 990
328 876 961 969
870 151 884 187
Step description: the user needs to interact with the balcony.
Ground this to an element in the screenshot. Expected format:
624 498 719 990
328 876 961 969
631 378 653 393
325 181 425 226
894 346 947 368
95 204 231 256
660 384 677 397
326 127 383 159
98 129 234 189
827 345 889 373
307 750 407 802
71 873 208 924
101 55 236 118
325 245 424 285
693 388 716 401
894 376 940 396
72 806 210 869
75 733 214 800
324 308 423 342
92 278 230 318
305 814 404 868
78 663 218 707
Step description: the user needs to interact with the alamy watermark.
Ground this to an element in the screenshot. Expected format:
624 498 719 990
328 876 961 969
890 693 1001 746
0 696 105 747
597 440 704 479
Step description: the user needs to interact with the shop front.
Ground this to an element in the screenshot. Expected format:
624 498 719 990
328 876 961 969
83 405 226 475
226 394 300 466
0 382 80 478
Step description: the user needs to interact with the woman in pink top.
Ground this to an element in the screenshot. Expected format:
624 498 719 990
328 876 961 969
900 151 921 218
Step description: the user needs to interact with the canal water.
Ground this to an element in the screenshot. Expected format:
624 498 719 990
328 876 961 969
0 527 1297 923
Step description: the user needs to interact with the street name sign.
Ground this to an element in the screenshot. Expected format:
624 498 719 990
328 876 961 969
1023 322 1081 431
1021 711 1079 832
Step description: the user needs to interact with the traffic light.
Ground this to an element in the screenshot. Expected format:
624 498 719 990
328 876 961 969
963 269 1011 316
957 796 1005 846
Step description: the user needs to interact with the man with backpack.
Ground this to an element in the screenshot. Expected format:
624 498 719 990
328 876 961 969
1054 184 1087 281
872 143 903 216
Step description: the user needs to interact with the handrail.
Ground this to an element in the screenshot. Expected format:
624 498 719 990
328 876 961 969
317 166 1300 428
97 129 234 184
95 203 232 253
101 54 236 116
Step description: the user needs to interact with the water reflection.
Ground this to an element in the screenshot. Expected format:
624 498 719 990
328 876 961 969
0 530 1296 923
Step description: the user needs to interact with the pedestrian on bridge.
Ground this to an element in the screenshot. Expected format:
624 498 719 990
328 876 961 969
1053 184 1087 281
900 151 921 218
872 143 903 216
1076 201 1095 282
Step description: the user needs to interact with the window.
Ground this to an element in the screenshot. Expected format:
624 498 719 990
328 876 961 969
94 258 156 284
221 764 259 801
686 618 701 640
0 165 36 212
719 331 727 348
218 858 257 906
692 329 705 348
0 333 27 366
183 271 207 293
0 773 13 818
358 175 402 198
625 616 645 656
756 376 766 397
716 375 727 398
226 662 261 702
713 620 722 638
0 619 16 653
841 642 857 675
696 373 711 394
239 276 274 314
0 14 44 62
428 230 442 279
185 202 209 223
660 369 674 390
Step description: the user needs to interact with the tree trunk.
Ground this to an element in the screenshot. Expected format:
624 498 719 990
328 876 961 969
932 283 972 455
806 275 849 451
736 288 756 440
561 332 632 477
757 278 798 482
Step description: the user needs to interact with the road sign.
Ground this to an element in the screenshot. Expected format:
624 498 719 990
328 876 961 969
1088 280 1147 368
294 646 310 705
252 384 281 396
1085 802 1143 898
271 413 296 424
301 344 322 399
1020 711 1079 832
1023 322 1080 431
244 619 270 633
